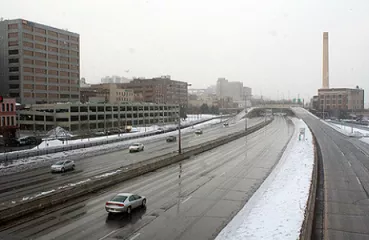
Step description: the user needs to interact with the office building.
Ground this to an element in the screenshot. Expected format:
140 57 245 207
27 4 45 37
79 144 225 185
318 87 364 111
0 19 80 104
322 32 329 89
216 78 250 102
119 75 188 107
18 102 179 132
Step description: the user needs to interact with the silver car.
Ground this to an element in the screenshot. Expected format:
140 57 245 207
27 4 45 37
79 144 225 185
129 143 144 153
51 160 75 173
105 193 146 214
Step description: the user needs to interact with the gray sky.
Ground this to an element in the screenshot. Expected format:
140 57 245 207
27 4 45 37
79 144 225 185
2 0 369 102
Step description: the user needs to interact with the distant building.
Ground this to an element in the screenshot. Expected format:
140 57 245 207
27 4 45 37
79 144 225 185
0 18 80 104
80 83 134 104
80 77 91 88
216 78 250 102
119 75 189 107
101 76 131 84
318 87 364 111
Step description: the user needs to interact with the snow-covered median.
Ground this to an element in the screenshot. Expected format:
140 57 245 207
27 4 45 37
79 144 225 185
216 117 314 240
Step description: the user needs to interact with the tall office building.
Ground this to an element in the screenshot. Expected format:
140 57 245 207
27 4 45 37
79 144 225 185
0 19 80 104
322 32 329 89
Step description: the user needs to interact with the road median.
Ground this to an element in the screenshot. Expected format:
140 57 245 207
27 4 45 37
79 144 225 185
0 119 272 225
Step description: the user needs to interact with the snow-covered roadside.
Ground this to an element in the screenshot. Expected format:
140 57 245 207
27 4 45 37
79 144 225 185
0 118 225 173
216 117 314 240
322 120 369 138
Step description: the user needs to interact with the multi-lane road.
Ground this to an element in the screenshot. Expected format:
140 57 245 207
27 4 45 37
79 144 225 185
0 117 264 204
295 108 369 240
0 116 293 240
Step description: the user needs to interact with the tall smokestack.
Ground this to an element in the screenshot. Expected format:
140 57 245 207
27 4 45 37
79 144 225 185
322 32 329 88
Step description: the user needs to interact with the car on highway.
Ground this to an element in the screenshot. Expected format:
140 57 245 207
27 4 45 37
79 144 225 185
223 123 229 127
195 129 203 135
156 128 165 134
51 160 75 173
129 143 144 153
105 193 146 214
166 136 177 142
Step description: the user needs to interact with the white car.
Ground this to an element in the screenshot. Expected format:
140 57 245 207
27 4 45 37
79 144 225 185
51 160 75 173
129 143 144 153
105 193 146 214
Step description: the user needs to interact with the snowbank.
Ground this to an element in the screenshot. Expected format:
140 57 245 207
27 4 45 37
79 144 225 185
216 117 314 240
323 121 369 138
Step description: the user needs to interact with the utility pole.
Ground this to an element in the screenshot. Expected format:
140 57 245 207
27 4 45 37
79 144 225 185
178 107 182 154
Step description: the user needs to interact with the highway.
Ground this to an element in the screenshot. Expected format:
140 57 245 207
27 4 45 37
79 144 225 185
0 117 264 204
0 116 293 240
294 108 369 240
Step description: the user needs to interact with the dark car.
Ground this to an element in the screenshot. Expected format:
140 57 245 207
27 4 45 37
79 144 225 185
166 136 176 142
18 136 40 146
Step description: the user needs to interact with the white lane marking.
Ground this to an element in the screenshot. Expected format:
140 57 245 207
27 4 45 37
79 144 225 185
182 196 192 204
98 229 118 240
348 161 352 167
356 177 362 186
130 232 141 240
219 172 225 177
341 152 345 156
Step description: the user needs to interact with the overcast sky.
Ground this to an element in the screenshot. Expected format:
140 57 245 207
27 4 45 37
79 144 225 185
2 0 369 102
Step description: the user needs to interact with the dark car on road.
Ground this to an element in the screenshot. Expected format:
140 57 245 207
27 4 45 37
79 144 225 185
166 136 176 142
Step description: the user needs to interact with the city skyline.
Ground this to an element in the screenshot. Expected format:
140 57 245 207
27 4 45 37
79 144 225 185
2 0 369 103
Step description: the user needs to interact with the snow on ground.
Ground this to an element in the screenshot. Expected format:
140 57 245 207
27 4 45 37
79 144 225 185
32 114 219 150
216 117 314 240
323 120 369 137
0 118 225 173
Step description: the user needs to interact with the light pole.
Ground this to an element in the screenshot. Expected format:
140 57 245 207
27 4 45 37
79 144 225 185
178 110 182 154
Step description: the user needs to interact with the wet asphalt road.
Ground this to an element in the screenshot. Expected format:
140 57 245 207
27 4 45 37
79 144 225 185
295 109 369 240
0 118 264 204
0 116 293 240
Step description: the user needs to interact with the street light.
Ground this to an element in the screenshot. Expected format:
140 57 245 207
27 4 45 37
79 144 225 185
177 111 182 154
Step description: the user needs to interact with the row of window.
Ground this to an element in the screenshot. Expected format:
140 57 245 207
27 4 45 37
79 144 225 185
1 103 15 112
23 92 79 99
0 116 16 127
8 49 79 61
116 97 132 102
8 23 79 42
22 76 78 85
18 59 78 70
22 43 79 56
320 99 363 104
23 84 79 92
116 92 133 96
22 67 79 78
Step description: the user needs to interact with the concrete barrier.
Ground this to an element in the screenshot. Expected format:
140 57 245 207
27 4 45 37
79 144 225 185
299 128 319 239
0 119 272 225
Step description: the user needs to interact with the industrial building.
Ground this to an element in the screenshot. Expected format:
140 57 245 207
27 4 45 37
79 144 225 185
0 18 80 104
318 87 364 111
17 102 179 133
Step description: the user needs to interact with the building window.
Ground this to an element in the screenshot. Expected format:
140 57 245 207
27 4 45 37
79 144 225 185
9 67 19 72
48 30 58 37
8 23 18 30
48 38 58 45
34 27 46 34
35 35 46 42
22 32 33 40
9 58 19 64
8 41 18 47
23 50 33 56
11 116 14 126
23 58 34 65
23 41 34 48
1 104 4 111
6 103 9 112
8 32 18 38
8 49 19 55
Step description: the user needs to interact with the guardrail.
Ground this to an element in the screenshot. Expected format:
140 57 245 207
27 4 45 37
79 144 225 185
0 115 233 162
0 118 272 225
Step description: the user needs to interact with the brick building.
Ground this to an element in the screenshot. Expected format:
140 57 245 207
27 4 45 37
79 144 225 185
118 76 188 107
318 87 364 111
0 98 17 127
0 19 80 104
